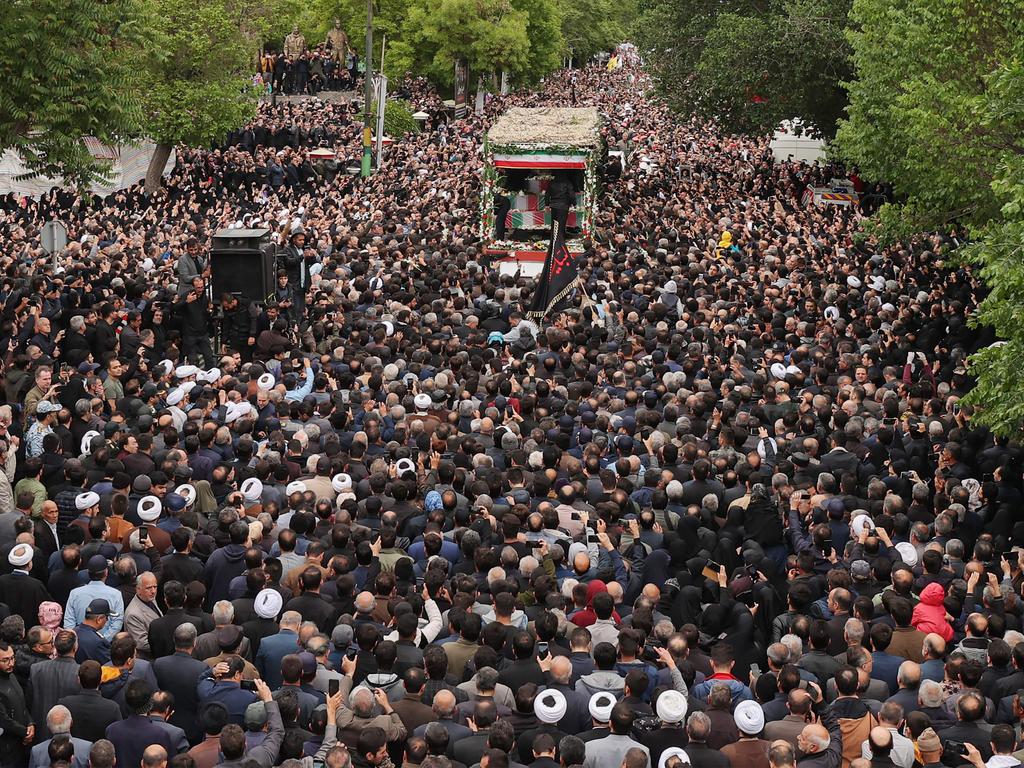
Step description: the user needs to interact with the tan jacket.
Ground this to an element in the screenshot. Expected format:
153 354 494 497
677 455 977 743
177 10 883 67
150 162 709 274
123 595 162 657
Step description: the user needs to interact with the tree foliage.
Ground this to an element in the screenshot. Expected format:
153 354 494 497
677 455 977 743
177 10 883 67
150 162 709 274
393 0 563 88
633 0 851 136
142 0 258 149
0 0 156 187
833 0 1024 434
560 0 628 64
358 99 422 136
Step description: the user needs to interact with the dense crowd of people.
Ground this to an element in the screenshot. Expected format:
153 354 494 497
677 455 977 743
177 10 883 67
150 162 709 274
0 52 1014 768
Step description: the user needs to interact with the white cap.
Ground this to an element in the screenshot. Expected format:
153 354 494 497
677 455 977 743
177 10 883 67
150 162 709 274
851 514 874 537
175 364 199 379
176 484 197 507
202 368 221 384
257 373 276 390
226 401 253 423
241 477 264 503
80 430 101 456
395 458 416 476
588 692 616 722
658 749 690 768
138 495 162 522
734 700 765 735
75 491 100 511
414 393 431 412
895 541 918 568
286 480 307 496
847 275 862 289
166 388 185 407
157 360 175 377
254 588 283 619
8 543 33 567
332 473 352 493
534 689 567 724
770 362 787 380
656 690 688 723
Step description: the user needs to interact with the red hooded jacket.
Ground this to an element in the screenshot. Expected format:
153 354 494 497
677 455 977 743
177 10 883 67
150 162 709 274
912 581 953 641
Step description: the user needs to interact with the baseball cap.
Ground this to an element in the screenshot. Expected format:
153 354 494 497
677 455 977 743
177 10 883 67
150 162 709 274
244 702 268 729
85 599 111 617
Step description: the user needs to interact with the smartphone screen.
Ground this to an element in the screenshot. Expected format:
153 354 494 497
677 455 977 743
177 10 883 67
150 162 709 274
329 679 340 697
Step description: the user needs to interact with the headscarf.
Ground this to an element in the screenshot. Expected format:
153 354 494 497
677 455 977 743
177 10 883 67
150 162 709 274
38 602 62 633
644 549 672 590
659 280 684 317
193 479 218 516
425 491 443 512
570 580 621 628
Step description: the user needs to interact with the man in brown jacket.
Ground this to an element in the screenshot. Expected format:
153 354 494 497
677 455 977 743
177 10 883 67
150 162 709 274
391 668 434 735
723 700 771 768
764 690 814 751
886 598 926 663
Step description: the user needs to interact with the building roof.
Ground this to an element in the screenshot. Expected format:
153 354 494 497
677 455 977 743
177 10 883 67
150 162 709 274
487 107 601 149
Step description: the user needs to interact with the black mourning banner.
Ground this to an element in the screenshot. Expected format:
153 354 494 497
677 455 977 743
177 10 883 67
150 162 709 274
527 205 578 320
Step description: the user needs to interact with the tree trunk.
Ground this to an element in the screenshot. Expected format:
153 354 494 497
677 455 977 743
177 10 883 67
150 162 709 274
144 143 173 193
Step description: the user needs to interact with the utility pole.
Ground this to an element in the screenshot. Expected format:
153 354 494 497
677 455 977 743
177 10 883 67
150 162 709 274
361 0 374 177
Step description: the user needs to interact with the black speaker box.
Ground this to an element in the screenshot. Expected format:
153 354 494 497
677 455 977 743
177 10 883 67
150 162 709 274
210 228 274 302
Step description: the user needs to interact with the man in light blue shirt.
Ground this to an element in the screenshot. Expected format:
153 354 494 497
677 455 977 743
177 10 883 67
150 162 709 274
284 362 314 402
63 555 124 641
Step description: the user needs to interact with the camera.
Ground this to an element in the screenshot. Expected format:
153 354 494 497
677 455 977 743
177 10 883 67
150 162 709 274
942 741 967 759
642 643 663 664
240 679 258 692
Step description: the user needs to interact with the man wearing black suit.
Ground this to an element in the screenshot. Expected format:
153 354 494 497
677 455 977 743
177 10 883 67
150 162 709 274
497 632 546 691
681 459 726 507
452 699 499 767
283 568 338 633
28 630 81 738
58 660 122 743
46 547 85 608
825 589 854 657
148 581 197 660
158 530 204 591
0 543 52 629
936 692 994 767
154 622 213 745
819 433 861 477
104 679 176 768
680 711 730 768
33 502 61 561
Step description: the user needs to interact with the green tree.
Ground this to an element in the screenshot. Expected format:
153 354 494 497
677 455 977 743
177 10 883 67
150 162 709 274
398 0 565 89
512 0 564 85
141 0 259 191
633 0 851 136
0 0 156 188
833 0 1024 434
560 0 625 65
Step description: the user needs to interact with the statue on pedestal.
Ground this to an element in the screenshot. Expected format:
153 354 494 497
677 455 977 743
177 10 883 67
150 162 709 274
325 19 349 65
284 26 306 60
